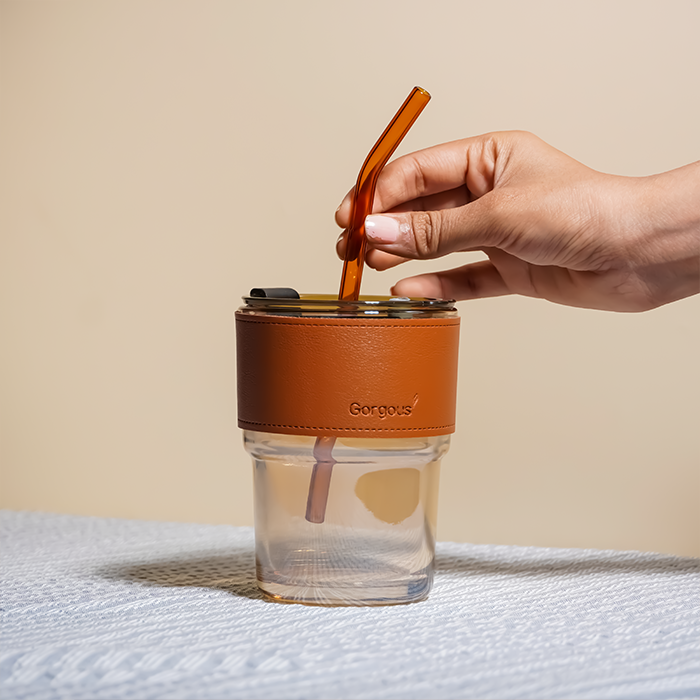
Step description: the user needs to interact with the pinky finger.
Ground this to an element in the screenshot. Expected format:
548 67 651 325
390 260 511 301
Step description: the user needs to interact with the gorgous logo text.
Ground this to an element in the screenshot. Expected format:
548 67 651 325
349 394 419 419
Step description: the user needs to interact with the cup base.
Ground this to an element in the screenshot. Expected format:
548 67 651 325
257 577 431 607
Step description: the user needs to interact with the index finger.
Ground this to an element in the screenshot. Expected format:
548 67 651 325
335 134 501 228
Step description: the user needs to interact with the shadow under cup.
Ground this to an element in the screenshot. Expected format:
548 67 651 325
236 295 460 606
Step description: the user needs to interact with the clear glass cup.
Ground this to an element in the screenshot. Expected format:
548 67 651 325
238 295 457 606
246 431 448 606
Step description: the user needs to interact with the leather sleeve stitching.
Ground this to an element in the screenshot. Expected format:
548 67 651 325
239 420 454 432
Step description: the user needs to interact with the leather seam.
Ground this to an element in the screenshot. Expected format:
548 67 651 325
239 421 454 432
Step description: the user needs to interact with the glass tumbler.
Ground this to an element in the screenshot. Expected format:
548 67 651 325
235 295 459 606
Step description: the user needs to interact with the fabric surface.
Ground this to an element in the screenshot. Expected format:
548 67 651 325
1 510 698 700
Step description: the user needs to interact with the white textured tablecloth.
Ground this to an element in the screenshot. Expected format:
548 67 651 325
1 510 698 700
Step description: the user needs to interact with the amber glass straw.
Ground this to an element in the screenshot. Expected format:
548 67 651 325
305 87 431 524
339 86 431 301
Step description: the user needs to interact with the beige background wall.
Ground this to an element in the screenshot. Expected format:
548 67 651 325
1 0 698 556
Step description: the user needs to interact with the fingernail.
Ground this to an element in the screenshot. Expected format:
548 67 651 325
365 215 402 243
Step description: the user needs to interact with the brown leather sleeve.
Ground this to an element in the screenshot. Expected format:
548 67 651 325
236 313 460 437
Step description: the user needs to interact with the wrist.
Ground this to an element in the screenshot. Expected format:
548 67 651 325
632 162 700 306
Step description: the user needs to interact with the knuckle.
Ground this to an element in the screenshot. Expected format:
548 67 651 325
410 211 443 258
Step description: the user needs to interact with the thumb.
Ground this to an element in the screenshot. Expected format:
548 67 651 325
364 200 501 260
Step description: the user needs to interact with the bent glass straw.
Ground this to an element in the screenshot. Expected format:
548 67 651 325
339 86 431 301
305 87 431 524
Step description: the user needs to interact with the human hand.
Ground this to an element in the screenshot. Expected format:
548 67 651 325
335 131 700 311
